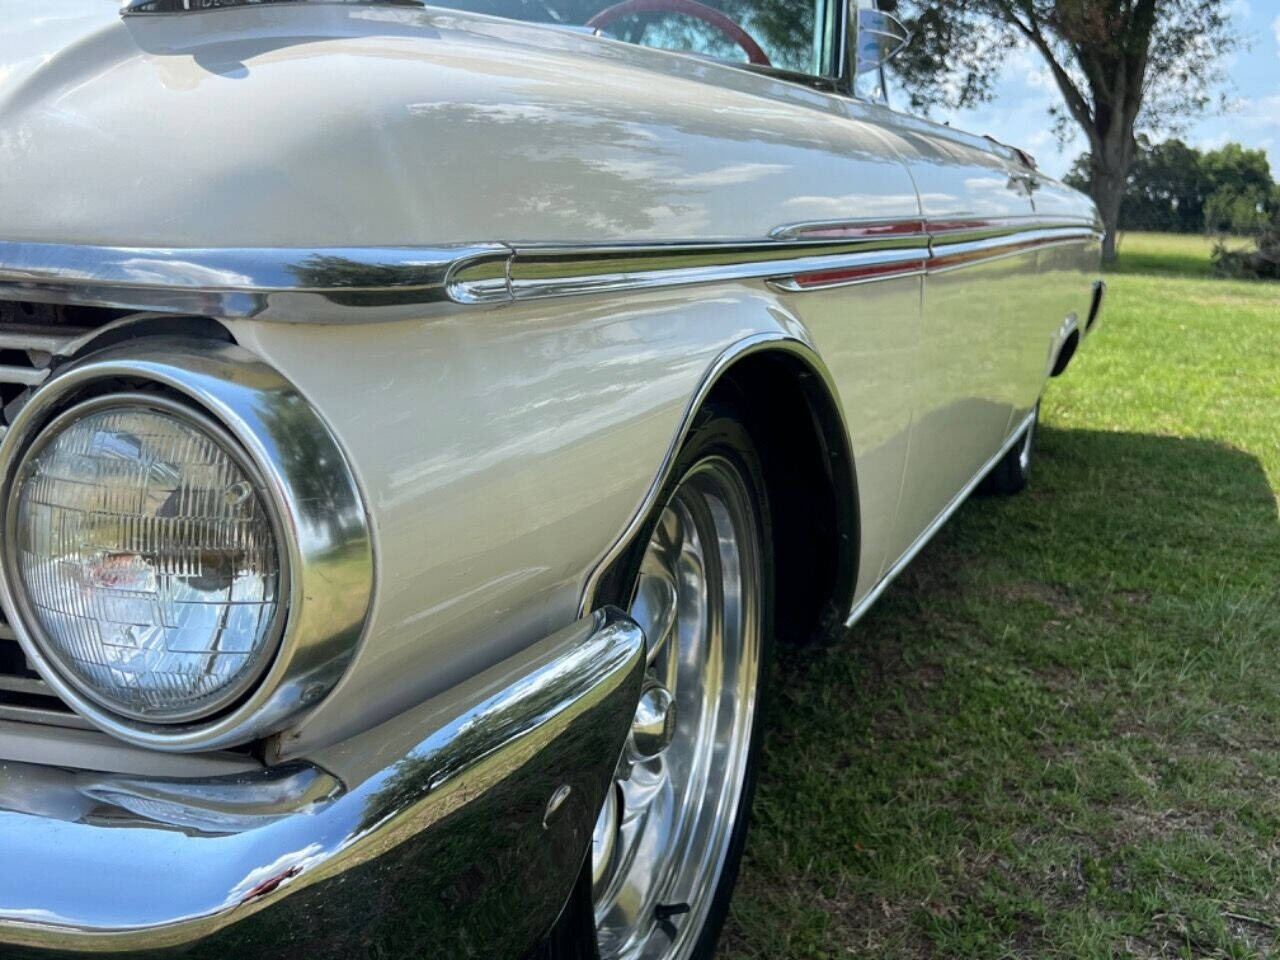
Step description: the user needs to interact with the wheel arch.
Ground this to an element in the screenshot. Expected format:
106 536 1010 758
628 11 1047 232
581 333 859 644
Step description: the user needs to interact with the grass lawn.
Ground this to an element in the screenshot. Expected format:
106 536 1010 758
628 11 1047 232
721 232 1280 959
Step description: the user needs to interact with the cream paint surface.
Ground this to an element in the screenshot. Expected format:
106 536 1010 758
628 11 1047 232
235 257 929 753
1 3 914 247
2 1 1100 755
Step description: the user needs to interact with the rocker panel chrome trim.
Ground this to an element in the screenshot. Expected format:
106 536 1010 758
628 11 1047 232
844 408 1038 629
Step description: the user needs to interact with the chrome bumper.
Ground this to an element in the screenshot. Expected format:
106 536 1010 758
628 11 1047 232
0 608 645 959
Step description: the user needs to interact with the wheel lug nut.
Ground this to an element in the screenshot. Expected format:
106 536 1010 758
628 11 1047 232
627 680 675 762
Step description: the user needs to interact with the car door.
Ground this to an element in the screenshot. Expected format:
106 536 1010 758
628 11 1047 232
1019 171 1106 424
841 101 1038 569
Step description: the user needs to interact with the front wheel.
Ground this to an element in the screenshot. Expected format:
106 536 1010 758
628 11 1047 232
555 404 774 960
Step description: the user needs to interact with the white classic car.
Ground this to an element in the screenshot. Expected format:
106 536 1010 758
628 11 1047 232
0 0 1103 957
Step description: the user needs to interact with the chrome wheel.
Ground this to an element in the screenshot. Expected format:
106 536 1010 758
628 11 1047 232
592 454 763 960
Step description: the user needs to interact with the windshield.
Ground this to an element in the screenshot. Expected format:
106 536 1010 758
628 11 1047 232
442 0 839 76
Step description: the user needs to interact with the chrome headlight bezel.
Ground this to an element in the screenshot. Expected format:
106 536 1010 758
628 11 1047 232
5 391 292 725
0 338 374 752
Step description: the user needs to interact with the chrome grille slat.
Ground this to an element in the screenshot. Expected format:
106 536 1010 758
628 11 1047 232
0 674 50 697
0 630 81 726
0 363 49 387
0 325 91 355
0 315 114 728
0 703 93 730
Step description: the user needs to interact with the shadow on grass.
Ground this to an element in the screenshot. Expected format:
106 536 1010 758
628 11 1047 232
723 426 1280 959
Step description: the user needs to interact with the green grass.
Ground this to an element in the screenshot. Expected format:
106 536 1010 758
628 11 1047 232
1110 231 1251 279
721 234 1280 959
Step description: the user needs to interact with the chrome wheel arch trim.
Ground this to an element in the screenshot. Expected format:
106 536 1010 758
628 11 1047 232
0 217 1099 321
0 338 375 752
577 331 859 621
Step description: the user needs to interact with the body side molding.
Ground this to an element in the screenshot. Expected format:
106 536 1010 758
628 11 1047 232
0 217 1100 321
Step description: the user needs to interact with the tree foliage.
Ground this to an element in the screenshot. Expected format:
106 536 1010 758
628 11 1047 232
887 0 1239 259
1063 137 1278 234
891 0 1235 132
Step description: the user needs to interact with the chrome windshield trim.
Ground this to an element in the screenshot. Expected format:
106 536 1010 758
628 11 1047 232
122 0 424 14
0 217 1099 319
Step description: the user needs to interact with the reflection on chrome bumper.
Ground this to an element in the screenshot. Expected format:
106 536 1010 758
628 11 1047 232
0 608 645 959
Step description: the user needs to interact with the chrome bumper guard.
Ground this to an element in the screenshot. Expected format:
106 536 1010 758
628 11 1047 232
0 608 645 959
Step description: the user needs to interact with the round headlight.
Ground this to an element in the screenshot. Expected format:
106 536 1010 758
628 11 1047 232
9 397 285 723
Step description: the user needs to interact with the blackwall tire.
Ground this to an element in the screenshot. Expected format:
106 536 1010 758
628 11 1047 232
979 401 1039 496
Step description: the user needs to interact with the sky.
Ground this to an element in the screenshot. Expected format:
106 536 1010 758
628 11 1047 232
926 2 1280 179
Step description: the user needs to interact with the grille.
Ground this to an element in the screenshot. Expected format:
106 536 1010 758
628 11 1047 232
0 622 89 728
0 301 129 727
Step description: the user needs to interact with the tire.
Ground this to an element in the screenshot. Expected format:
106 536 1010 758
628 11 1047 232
979 401 1039 496
547 401 774 960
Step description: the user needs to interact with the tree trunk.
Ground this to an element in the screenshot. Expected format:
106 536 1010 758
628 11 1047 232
1091 164 1125 262
1089 125 1135 263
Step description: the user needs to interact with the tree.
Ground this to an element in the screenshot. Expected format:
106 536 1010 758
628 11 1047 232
1065 137 1277 234
1065 135 1210 231
1199 142 1275 233
890 0 1238 261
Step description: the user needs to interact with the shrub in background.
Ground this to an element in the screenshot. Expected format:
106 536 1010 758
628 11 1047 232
1212 215 1280 279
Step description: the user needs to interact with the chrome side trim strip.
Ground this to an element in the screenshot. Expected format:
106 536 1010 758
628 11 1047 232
769 218 928 241
0 217 1098 319
0 241 509 322
844 408 1037 629
927 226 1101 274
488 240 930 301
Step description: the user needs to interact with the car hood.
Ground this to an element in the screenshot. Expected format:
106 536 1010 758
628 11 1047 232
0 1 924 251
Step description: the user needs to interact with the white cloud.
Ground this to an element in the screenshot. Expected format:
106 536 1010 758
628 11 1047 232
1240 94 1280 125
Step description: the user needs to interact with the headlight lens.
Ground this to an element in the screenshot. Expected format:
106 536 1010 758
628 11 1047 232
11 400 284 722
